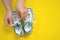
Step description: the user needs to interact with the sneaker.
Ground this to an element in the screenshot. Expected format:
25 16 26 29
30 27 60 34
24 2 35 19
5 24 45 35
12 10 24 36
24 7 34 34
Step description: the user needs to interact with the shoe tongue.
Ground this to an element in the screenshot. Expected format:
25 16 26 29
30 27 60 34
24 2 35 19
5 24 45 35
25 22 32 32
15 27 22 35
25 25 31 32
14 23 21 28
14 23 22 34
15 24 22 35
16 23 20 27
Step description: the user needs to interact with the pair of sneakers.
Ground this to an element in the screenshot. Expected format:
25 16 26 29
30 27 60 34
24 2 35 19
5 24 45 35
12 8 34 36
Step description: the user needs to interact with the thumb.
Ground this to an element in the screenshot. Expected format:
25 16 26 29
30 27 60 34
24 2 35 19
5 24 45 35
20 12 24 20
17 10 23 21
9 18 13 26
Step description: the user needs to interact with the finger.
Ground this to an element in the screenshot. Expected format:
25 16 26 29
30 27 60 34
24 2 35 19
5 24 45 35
4 18 10 26
24 11 28 18
23 9 28 19
17 10 24 21
16 10 21 21
9 17 13 26
20 12 24 20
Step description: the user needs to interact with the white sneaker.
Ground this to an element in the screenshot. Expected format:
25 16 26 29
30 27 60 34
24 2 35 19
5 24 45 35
24 7 34 34
12 10 24 36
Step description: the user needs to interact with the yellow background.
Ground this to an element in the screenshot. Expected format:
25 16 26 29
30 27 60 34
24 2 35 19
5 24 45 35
0 0 60 40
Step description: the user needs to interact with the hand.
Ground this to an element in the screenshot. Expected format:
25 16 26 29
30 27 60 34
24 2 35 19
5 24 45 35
4 11 13 26
16 4 28 21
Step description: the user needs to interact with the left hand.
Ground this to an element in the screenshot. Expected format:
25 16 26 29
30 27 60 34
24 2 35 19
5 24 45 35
16 4 28 21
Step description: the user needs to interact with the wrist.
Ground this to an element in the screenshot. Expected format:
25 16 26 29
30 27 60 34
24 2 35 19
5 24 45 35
6 9 12 14
18 0 25 4
17 0 25 6
17 3 25 9
6 6 12 12
6 8 12 12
